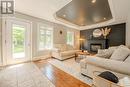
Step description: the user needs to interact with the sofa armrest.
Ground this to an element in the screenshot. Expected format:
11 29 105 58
84 56 130 75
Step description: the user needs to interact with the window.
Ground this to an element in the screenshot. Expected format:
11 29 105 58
38 24 53 50
67 31 74 46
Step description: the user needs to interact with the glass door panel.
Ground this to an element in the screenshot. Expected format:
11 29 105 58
5 19 31 65
12 24 25 59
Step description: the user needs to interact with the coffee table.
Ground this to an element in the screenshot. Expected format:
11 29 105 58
75 51 90 61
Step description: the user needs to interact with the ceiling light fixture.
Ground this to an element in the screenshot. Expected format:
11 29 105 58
91 0 96 3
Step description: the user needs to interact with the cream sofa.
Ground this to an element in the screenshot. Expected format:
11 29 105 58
80 45 130 79
52 44 79 60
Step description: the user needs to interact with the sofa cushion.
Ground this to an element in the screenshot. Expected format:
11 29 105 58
110 46 130 61
54 44 67 52
124 55 130 63
67 45 74 50
54 44 61 48
108 46 118 54
54 44 62 50
60 44 67 52
96 46 118 59
52 48 61 52
96 49 113 58
84 57 130 75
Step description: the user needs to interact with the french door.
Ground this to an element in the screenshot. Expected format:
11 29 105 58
4 19 31 65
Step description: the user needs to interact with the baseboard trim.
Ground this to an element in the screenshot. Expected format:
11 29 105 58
32 55 51 61
0 55 51 67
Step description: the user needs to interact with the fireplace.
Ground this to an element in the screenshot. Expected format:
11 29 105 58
86 39 108 53
90 44 102 52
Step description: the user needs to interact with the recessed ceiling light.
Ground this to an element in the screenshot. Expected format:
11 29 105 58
91 0 96 3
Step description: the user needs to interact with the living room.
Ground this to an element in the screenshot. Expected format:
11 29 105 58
0 0 130 87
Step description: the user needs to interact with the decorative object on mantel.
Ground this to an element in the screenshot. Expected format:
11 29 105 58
101 27 111 39
93 29 102 38
60 30 63 35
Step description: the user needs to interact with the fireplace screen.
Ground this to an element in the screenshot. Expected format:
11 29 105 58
90 44 102 52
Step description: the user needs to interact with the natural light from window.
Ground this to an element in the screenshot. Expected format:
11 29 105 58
12 24 25 59
67 31 74 46
38 24 53 50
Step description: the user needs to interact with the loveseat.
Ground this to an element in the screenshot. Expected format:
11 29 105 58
80 45 130 79
52 44 79 60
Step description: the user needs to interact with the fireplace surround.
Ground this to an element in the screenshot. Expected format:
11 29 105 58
90 44 102 52
86 39 108 53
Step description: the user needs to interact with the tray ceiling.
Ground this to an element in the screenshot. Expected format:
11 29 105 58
56 0 113 26
15 0 129 30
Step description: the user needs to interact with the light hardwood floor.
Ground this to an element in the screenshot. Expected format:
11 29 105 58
34 59 91 87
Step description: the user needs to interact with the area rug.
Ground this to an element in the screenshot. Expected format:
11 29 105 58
0 62 55 87
48 58 93 86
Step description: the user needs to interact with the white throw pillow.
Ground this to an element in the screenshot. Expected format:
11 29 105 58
96 49 112 58
110 46 130 61
108 46 118 53
124 55 130 63
96 46 118 59
67 45 74 50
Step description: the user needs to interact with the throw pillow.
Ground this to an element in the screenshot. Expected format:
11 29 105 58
96 49 112 58
98 71 119 83
110 46 130 61
108 46 118 54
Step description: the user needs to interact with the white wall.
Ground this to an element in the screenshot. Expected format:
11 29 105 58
53 24 80 49
126 7 130 47
4 12 80 61
53 24 67 44
0 18 2 66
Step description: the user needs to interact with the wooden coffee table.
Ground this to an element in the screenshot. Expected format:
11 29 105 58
75 51 90 60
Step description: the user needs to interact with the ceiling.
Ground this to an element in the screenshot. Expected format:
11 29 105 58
56 0 113 26
15 0 72 22
15 0 129 30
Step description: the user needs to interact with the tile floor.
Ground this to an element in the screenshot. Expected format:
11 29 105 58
0 62 55 87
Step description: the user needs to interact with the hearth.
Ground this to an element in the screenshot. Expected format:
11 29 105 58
87 39 108 53
90 44 102 52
